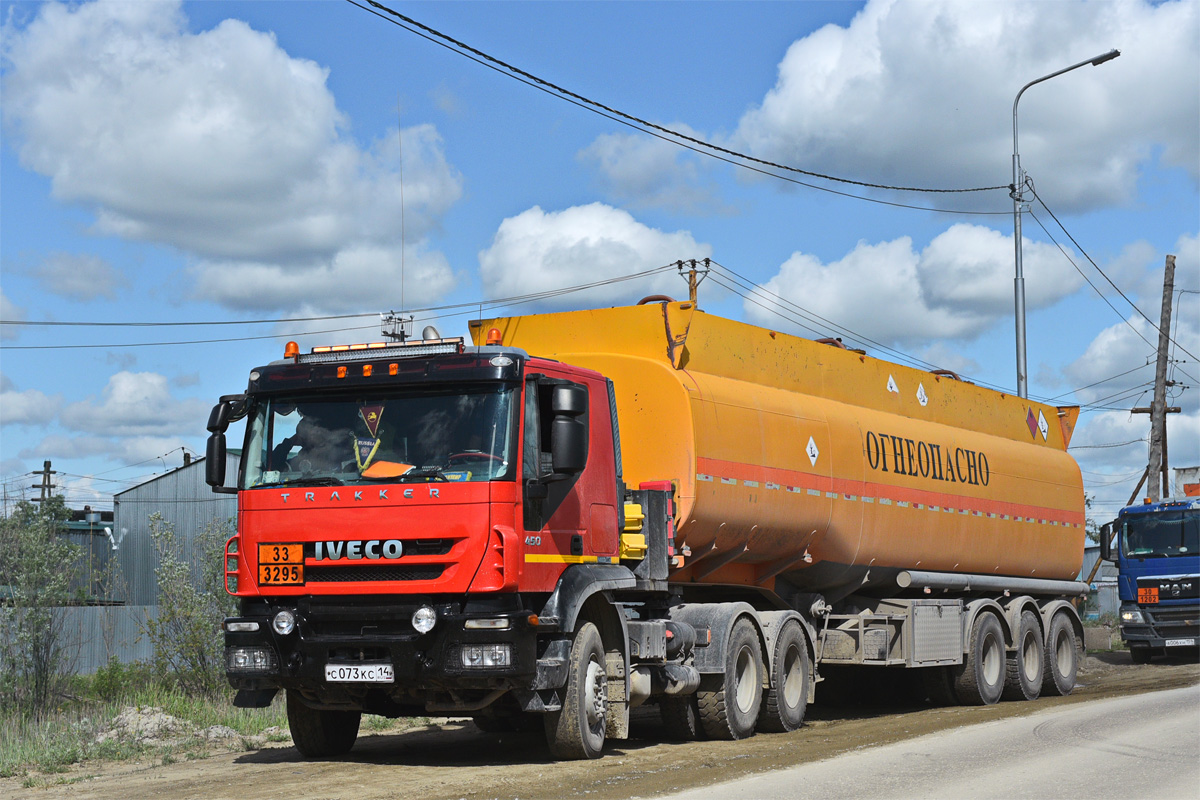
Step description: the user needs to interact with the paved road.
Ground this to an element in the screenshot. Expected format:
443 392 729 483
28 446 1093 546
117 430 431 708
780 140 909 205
662 684 1200 800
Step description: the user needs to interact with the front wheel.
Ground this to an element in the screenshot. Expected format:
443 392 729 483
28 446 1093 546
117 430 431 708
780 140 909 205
544 622 607 759
698 618 764 740
286 690 361 758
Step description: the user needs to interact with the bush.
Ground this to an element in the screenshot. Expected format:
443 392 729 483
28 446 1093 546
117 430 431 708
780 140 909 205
142 514 235 698
0 498 82 717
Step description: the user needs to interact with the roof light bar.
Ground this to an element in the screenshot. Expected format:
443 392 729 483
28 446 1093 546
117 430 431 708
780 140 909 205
297 337 464 364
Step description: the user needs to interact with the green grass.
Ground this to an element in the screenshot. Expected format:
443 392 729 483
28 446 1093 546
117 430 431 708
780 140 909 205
0 664 288 781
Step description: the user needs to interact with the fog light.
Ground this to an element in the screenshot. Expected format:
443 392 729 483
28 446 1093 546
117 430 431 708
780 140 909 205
226 646 276 673
412 605 437 634
460 644 512 668
273 609 296 635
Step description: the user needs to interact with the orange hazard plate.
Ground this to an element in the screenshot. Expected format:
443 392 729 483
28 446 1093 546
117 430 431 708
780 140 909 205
1137 587 1159 604
258 543 304 585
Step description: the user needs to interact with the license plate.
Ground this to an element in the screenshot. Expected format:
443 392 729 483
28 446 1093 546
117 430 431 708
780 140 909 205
325 663 395 683
1165 638 1196 647
259 543 304 585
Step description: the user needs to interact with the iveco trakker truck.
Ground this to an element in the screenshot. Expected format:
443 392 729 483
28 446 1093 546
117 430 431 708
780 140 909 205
207 299 1087 759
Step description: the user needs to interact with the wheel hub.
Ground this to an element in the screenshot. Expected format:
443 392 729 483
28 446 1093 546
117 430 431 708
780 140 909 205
583 659 606 726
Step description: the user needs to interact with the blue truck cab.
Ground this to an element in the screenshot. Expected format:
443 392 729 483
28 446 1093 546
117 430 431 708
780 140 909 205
1101 497 1199 662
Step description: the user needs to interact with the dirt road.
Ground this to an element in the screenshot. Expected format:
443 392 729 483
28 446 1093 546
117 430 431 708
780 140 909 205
8 652 1197 800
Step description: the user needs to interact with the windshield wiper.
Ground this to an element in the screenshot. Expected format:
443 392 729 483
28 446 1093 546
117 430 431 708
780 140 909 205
279 475 345 487
396 466 450 483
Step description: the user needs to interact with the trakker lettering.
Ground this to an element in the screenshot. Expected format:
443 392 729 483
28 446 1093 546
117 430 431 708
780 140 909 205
315 539 404 561
279 487 441 503
864 431 990 486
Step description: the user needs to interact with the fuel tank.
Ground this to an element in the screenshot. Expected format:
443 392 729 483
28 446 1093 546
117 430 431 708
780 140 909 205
471 301 1085 592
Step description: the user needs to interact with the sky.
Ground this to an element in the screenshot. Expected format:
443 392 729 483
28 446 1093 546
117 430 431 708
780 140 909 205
1 0 1197 525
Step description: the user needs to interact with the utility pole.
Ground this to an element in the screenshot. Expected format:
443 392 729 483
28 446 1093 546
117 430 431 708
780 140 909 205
30 459 57 502
1140 255 1176 501
680 258 710 306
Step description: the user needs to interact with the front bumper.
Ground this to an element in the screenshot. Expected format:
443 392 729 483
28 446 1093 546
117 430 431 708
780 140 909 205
224 596 541 707
1119 603 1199 650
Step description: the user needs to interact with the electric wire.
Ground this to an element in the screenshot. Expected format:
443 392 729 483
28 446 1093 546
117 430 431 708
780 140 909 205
1069 438 1147 450
347 0 1012 215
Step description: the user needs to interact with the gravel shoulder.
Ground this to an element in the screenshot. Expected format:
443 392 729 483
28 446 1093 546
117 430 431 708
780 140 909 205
5 651 1197 800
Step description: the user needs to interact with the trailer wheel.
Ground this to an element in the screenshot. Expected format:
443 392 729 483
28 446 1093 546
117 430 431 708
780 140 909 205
286 690 361 758
544 622 607 759
757 620 809 732
1042 612 1078 696
952 612 1005 706
698 618 764 740
1002 609 1043 701
660 696 703 741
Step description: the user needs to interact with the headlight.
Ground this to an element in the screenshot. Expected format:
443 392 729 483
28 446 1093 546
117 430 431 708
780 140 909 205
461 644 512 668
224 620 259 633
1121 607 1145 624
226 646 277 673
464 618 511 630
412 605 437 634
272 609 296 635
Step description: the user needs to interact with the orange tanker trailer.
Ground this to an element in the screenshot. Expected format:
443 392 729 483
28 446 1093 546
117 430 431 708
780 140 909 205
211 297 1088 761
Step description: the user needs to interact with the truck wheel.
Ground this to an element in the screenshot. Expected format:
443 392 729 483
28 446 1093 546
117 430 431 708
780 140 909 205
698 618 764 740
544 622 607 759
1130 648 1153 664
1002 609 1043 701
757 620 809 732
286 690 361 758
660 696 703 740
952 612 1005 706
1042 612 1078 696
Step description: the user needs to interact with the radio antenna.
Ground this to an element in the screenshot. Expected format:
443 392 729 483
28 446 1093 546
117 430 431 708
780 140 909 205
398 97 407 314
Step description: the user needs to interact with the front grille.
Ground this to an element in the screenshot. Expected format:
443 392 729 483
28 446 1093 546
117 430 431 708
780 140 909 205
302 539 454 558
1148 608 1200 624
306 564 445 583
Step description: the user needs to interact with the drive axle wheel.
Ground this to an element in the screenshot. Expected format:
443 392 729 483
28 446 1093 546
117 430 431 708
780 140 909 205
286 690 361 758
698 618 764 740
544 622 607 759
952 612 1005 706
757 620 809 732
1002 609 1043 701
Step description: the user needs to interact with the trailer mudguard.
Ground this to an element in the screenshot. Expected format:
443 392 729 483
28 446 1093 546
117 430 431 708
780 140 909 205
962 598 1011 651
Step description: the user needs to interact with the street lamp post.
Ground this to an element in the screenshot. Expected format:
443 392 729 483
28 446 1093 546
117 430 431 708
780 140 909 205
1011 49 1120 399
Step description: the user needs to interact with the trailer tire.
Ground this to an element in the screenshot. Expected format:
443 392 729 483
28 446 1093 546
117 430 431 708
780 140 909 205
952 612 1005 706
660 696 703 741
698 618 764 740
1002 609 1043 701
1042 612 1078 696
921 665 958 706
286 690 361 758
757 620 808 732
544 622 607 760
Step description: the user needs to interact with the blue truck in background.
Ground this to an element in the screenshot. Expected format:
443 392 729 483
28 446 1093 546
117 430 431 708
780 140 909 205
1101 494 1199 662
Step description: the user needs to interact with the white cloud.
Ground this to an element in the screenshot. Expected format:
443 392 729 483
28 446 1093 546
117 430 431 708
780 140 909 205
731 0 1198 211
60 371 210 438
0 290 25 340
578 124 725 213
1 1 461 311
32 252 127 300
747 223 1080 346
0 375 62 426
18 434 196 467
478 204 711 307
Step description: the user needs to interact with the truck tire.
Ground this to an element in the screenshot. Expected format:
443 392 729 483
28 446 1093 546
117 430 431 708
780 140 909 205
660 696 703 741
757 620 809 732
286 690 361 758
1002 609 1043 701
1042 612 1078 696
952 612 1005 706
698 618 764 740
1130 647 1153 664
544 622 607 759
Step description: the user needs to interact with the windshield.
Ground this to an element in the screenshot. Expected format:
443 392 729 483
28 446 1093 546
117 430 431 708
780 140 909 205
241 386 517 488
1121 510 1199 559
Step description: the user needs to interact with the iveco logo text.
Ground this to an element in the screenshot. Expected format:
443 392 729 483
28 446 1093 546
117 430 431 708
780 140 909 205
279 488 440 503
315 540 404 561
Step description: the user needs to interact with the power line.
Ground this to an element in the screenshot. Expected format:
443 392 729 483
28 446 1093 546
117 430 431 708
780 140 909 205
1070 438 1147 450
1025 181 1198 363
347 0 1011 214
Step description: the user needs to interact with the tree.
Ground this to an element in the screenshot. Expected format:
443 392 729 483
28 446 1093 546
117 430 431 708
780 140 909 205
0 497 81 716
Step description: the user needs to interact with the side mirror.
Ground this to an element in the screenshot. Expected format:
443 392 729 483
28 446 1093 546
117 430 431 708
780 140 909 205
1099 522 1113 561
208 402 231 433
206 433 236 493
549 384 588 475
